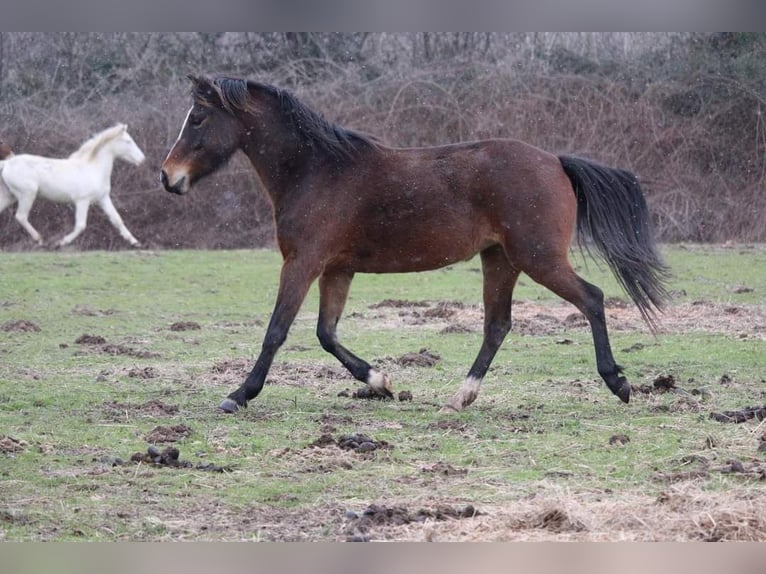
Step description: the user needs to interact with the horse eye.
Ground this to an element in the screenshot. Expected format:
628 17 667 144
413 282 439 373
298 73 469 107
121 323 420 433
189 114 206 127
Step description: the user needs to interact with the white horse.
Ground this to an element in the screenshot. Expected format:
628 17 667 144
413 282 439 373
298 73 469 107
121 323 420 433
0 123 145 247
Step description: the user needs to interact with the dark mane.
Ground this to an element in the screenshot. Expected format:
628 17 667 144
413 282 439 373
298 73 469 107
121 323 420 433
197 76 379 161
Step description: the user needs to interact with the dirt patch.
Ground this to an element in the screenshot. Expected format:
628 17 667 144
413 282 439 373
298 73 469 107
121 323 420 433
144 424 193 443
2 319 41 332
396 348 441 367
0 435 28 454
428 419 471 432
101 344 160 359
421 462 468 477
73 334 160 358
344 502 479 539
709 405 766 423
308 432 392 454
75 334 107 345
528 508 587 533
127 366 159 379
423 301 465 319
364 297 766 339
369 299 430 309
71 305 117 316
102 399 179 421
439 324 474 334
170 321 201 331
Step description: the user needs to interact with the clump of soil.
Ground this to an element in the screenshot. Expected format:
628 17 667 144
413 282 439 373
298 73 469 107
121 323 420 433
308 433 392 454
633 374 678 394
127 366 159 379
609 434 631 446
75 334 107 345
440 324 474 334
2 319 41 332
144 424 192 443
170 321 201 331
397 348 440 367
531 508 586 533
709 405 766 424
0 435 27 454
129 446 230 472
338 387 392 400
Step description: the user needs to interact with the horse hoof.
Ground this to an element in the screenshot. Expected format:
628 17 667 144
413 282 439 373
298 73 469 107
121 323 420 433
438 404 460 414
219 398 241 413
615 377 631 404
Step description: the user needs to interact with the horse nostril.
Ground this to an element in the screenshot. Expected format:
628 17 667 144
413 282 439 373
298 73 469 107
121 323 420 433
160 169 169 189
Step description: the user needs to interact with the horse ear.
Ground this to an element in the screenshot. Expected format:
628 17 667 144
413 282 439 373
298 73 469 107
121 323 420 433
188 74 222 108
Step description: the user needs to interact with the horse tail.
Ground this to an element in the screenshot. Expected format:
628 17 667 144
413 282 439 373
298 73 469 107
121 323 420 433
559 154 670 330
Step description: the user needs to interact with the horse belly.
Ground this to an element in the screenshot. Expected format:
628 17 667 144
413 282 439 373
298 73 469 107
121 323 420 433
39 169 101 203
350 220 489 274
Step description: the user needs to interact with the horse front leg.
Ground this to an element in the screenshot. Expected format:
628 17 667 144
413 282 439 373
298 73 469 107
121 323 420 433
58 200 90 247
317 269 393 398
219 256 321 413
97 195 140 247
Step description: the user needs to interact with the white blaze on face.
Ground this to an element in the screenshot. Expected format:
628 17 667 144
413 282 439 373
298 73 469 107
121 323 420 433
162 106 194 190
165 106 193 162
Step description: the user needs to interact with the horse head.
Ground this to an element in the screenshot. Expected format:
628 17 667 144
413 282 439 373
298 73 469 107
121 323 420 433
160 75 245 195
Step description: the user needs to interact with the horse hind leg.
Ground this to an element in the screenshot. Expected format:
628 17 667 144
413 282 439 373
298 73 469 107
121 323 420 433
0 181 16 214
524 258 630 403
316 269 393 398
443 245 520 412
12 189 44 245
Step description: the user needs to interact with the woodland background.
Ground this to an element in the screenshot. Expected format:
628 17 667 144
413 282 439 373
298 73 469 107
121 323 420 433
0 32 764 250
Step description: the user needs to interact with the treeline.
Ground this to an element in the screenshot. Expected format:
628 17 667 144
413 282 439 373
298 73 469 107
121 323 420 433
0 32 764 249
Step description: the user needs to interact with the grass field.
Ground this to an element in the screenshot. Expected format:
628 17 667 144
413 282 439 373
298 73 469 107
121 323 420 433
1 244 765 541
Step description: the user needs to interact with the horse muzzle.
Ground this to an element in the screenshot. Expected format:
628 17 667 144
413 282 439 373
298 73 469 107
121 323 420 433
160 168 189 195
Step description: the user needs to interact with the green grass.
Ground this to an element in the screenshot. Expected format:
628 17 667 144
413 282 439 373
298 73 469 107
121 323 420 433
1 245 765 540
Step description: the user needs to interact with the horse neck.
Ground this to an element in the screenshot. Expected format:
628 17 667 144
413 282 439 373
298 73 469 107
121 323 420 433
85 146 119 178
240 114 312 202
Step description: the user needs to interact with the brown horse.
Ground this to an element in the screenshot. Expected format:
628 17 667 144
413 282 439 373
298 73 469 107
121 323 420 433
161 75 669 414
0 141 14 160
